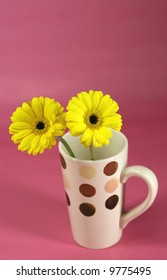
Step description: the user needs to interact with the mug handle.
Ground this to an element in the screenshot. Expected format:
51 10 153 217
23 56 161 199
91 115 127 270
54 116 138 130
120 165 158 229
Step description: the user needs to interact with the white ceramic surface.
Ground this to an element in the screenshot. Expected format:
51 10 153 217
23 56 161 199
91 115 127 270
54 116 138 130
58 130 158 249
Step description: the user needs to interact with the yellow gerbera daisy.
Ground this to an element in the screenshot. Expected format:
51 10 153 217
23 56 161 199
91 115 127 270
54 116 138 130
66 90 122 148
9 97 66 155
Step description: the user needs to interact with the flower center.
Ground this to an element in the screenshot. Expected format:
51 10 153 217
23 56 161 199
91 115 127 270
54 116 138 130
84 112 102 130
34 118 49 135
89 114 99 124
36 121 45 130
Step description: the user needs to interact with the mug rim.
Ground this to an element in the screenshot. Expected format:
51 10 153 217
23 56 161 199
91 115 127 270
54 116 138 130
58 129 128 163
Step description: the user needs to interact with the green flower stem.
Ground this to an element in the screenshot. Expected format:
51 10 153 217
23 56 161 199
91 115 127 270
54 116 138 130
56 136 75 158
90 144 95 160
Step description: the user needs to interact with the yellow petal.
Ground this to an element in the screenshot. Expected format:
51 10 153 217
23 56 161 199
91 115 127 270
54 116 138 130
77 92 92 111
67 96 87 113
92 137 100 148
66 112 84 122
22 102 36 119
32 135 41 155
40 134 48 147
103 114 122 130
27 135 41 156
18 133 35 151
12 129 32 143
93 130 104 147
89 90 103 110
12 107 34 123
98 95 113 113
31 97 43 119
9 122 32 134
48 136 56 146
66 101 85 115
80 128 93 147
39 147 45 154
101 101 119 117
92 127 112 147
44 101 60 120
49 122 64 132
31 135 40 149
38 96 45 107
99 126 112 137
47 124 64 137
43 98 53 118
66 122 86 136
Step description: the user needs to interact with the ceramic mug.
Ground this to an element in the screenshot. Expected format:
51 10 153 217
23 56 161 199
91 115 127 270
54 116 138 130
58 130 158 249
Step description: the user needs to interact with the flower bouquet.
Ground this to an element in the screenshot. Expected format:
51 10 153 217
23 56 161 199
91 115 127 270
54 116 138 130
9 90 158 249
9 90 122 159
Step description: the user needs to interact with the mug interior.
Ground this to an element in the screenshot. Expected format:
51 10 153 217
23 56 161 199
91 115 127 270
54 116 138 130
59 130 128 161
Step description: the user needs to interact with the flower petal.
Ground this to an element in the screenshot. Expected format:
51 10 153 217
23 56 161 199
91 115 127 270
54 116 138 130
18 133 35 151
98 95 114 113
31 97 43 119
66 101 85 115
101 101 119 117
98 127 112 141
67 122 86 136
9 122 32 134
67 96 87 113
92 127 112 147
80 128 93 147
30 135 42 155
44 100 62 120
12 107 34 123
89 90 103 110
11 129 32 143
40 134 48 147
77 92 92 111
66 112 84 122
103 114 122 131
22 102 36 119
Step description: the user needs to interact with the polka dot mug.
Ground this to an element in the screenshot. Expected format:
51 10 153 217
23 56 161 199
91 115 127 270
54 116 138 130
58 130 158 249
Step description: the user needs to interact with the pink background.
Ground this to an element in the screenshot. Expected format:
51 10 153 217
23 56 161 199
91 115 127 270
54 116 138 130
0 0 167 259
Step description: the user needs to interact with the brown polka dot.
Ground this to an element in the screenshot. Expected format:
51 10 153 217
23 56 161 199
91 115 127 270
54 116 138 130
60 153 66 169
79 203 96 216
103 161 118 176
104 178 119 193
65 192 71 206
79 184 96 197
63 175 71 190
105 195 119 210
79 165 96 179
